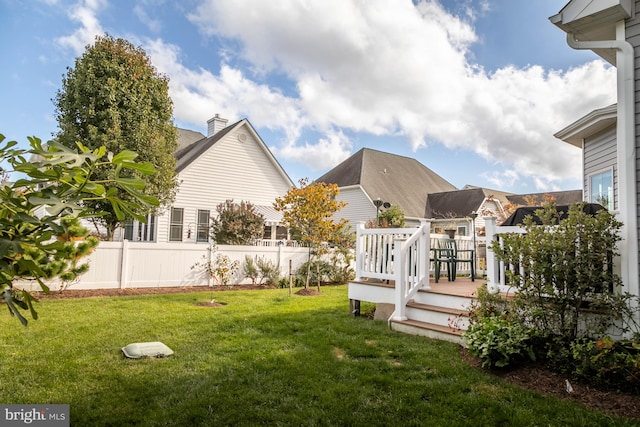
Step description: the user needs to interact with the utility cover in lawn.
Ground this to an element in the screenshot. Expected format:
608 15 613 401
121 342 173 359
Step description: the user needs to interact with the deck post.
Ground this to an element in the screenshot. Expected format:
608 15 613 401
484 216 500 293
393 237 408 321
355 223 365 280
421 221 431 289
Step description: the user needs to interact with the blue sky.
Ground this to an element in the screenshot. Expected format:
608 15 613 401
0 0 616 194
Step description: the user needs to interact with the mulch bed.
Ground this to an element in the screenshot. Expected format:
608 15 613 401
460 348 640 420
29 284 274 300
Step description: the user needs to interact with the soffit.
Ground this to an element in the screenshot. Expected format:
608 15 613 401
550 0 633 65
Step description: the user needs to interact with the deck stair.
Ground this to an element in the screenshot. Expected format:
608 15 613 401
388 284 477 345
350 223 482 345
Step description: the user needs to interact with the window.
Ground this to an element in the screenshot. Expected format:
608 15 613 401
457 226 467 236
588 168 614 210
123 215 156 242
169 208 184 241
275 226 288 240
196 210 210 243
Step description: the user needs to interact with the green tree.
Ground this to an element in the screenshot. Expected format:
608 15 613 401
0 134 157 325
54 35 178 239
210 200 265 245
274 178 348 290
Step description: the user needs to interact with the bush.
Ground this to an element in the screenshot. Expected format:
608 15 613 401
464 315 535 369
256 257 281 286
463 287 535 369
569 337 640 393
491 201 631 343
243 256 259 285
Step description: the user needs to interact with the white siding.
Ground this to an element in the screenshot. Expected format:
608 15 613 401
157 125 292 242
583 125 617 209
628 5 640 267
334 186 376 230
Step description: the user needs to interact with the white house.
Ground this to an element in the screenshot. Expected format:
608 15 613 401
123 115 294 243
550 0 640 299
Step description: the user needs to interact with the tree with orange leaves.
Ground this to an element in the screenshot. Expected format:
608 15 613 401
274 178 349 290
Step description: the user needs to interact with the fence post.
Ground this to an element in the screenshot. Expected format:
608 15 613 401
484 217 500 293
119 239 129 289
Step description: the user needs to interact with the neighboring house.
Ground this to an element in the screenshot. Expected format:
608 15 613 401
124 114 294 243
425 187 511 236
425 187 583 235
550 0 640 298
316 148 457 229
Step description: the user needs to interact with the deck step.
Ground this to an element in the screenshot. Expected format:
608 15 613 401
349 279 394 289
390 318 464 345
406 301 468 318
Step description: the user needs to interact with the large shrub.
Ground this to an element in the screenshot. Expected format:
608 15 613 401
491 202 632 343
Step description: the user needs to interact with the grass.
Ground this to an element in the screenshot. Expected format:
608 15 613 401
0 285 637 426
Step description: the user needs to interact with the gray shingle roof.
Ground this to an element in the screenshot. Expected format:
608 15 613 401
316 148 457 219
506 190 583 206
426 188 489 219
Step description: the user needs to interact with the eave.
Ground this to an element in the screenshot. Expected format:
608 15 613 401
550 0 634 65
554 104 617 147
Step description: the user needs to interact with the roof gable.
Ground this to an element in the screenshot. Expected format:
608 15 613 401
174 119 293 187
317 148 456 219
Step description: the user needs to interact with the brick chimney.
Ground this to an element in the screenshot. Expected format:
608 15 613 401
207 114 228 137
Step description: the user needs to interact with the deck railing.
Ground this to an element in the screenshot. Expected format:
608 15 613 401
355 223 431 320
484 216 526 293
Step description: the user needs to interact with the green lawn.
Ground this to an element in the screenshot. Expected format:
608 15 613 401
0 286 636 426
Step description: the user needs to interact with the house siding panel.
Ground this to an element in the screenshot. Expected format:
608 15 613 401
628 3 640 272
156 126 292 242
583 125 618 209
334 187 376 230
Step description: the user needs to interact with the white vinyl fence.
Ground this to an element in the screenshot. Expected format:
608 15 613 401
15 241 312 291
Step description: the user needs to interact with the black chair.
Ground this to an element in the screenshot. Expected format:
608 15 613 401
434 239 475 282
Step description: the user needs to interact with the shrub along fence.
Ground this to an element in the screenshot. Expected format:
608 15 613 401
15 241 312 291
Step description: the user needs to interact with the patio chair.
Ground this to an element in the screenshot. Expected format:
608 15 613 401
434 239 475 282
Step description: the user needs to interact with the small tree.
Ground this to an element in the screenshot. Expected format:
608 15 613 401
274 178 348 290
55 35 178 239
210 200 265 245
191 244 240 303
0 134 157 324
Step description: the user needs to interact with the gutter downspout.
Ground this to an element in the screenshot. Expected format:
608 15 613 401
567 23 639 325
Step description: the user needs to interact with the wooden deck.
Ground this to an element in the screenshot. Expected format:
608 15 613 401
427 277 485 298
351 276 484 297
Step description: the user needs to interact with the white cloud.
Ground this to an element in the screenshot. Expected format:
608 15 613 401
186 0 615 186
271 130 353 173
134 4 162 33
143 39 307 143
55 0 106 54
54 0 616 190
